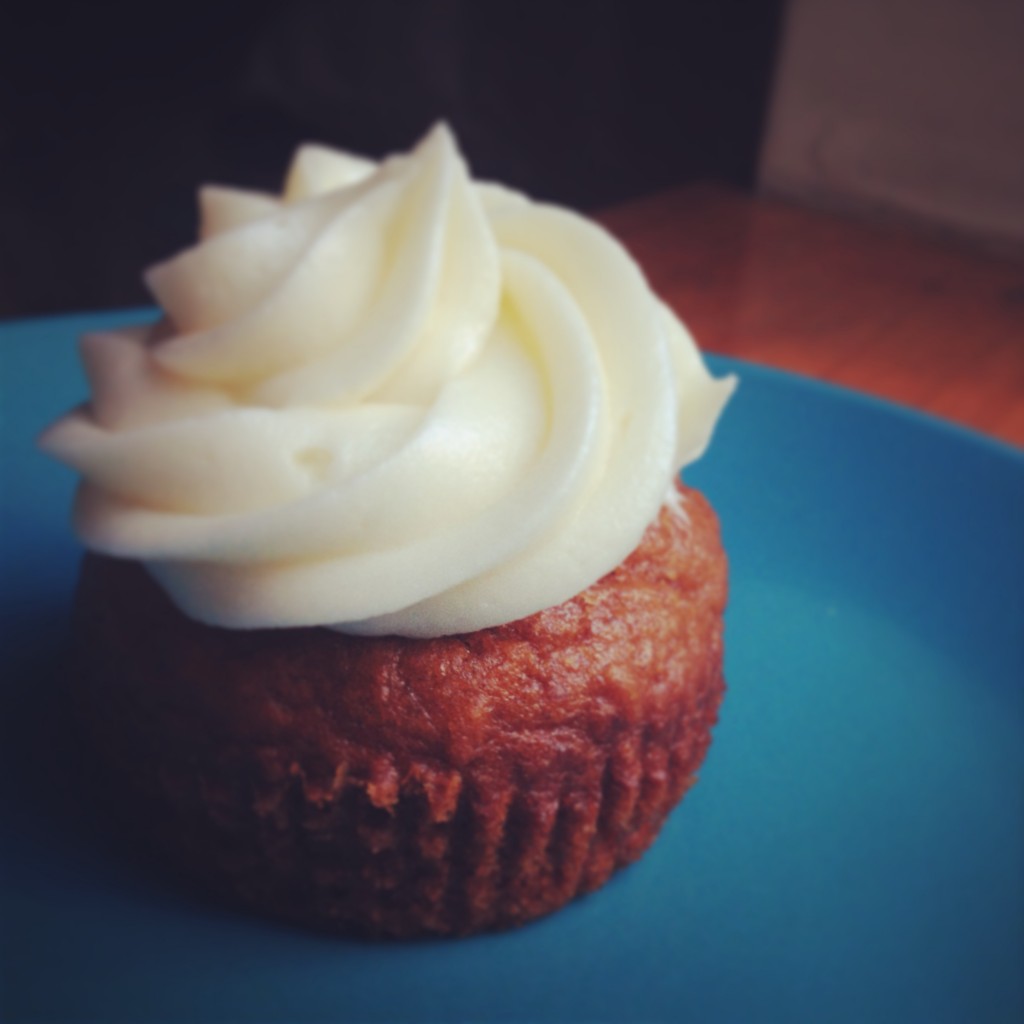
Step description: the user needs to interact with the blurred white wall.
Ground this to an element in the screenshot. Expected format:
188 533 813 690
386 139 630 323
759 0 1024 248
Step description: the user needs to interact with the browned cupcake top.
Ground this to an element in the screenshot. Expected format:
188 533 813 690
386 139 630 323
74 485 725 774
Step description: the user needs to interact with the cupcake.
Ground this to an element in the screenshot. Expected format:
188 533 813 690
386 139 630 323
40 124 736 937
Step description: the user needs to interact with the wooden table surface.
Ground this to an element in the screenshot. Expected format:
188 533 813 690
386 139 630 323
599 184 1024 449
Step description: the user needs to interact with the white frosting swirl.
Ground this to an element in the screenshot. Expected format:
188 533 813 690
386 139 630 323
40 124 736 637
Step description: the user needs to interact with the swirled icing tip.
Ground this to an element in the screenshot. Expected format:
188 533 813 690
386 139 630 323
283 143 378 203
41 124 735 637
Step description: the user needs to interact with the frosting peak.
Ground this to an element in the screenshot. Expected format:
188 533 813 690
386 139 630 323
41 123 735 637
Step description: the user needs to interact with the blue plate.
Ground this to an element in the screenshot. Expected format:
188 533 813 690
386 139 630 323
2 312 1023 1023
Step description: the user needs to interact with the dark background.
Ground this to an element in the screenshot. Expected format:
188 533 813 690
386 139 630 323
0 0 784 319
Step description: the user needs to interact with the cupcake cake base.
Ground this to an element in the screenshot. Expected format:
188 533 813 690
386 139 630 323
70 484 727 937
